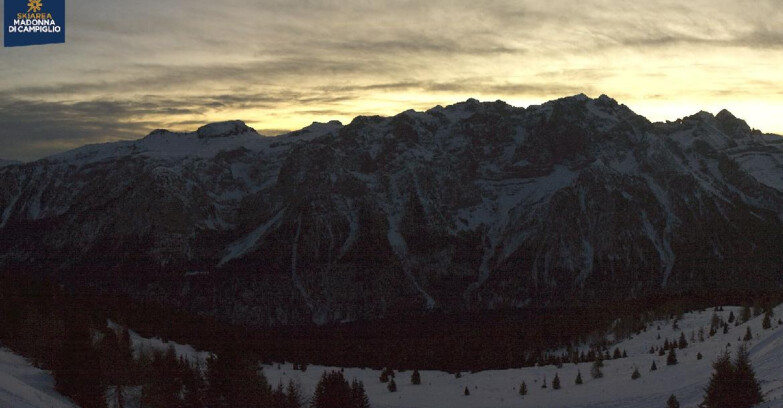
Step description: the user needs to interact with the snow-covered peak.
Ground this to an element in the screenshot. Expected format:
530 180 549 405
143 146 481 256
715 109 752 136
196 120 256 139
284 120 343 140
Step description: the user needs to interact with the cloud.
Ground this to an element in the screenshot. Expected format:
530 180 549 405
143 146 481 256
2 0 783 160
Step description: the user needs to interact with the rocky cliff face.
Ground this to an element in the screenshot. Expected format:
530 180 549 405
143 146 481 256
1 95 782 325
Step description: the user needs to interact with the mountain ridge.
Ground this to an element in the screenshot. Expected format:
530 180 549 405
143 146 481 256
1 94 782 325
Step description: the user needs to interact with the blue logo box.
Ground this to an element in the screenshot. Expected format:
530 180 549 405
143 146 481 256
5 0 65 47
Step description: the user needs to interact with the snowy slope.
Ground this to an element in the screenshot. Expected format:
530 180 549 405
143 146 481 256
107 321 210 365
263 304 783 408
0 347 78 408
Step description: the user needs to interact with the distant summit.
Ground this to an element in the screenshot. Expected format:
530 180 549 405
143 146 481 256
197 120 256 139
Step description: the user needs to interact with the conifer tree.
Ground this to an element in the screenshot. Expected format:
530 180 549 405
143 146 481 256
697 352 703 360
613 348 621 359
678 332 688 349
519 381 527 396
651 360 657 371
763 311 772 330
552 373 560 390
575 370 583 385
541 375 547 388
741 304 751 323
743 326 752 341
312 370 352 408
667 348 678 366
701 351 734 408
733 345 763 407
464 386 470 396
667 394 680 408
702 345 763 408
349 379 370 408
728 311 735 323
411 369 421 385
631 367 640 380
387 378 397 392
287 380 305 408
591 358 603 379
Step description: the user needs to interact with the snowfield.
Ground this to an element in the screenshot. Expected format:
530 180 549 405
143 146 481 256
263 304 783 408
0 348 77 408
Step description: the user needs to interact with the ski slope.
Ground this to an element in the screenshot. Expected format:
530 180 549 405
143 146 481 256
0 347 77 408
263 304 783 408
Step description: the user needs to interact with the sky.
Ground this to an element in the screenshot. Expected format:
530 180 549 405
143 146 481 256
1 0 783 161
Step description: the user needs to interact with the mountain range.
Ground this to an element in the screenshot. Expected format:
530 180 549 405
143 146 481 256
1 94 782 325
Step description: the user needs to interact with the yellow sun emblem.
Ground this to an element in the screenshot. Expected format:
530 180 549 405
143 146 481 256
27 0 43 12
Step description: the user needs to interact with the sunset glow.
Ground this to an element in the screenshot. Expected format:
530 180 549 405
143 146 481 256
1 0 782 161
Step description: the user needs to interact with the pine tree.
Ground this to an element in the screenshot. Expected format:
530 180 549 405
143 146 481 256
411 369 421 385
741 304 751 323
349 379 370 408
287 380 305 408
667 348 678 366
552 373 560 390
387 378 397 392
541 375 547 388
763 311 772 330
697 352 703 360
733 345 763 407
613 347 621 359
575 370 583 385
728 311 735 323
743 326 752 341
702 351 734 408
667 394 680 408
591 358 603 379
631 367 640 380
311 370 351 408
379 370 389 383
519 381 527 396
651 360 657 371
678 332 688 349
464 386 470 396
